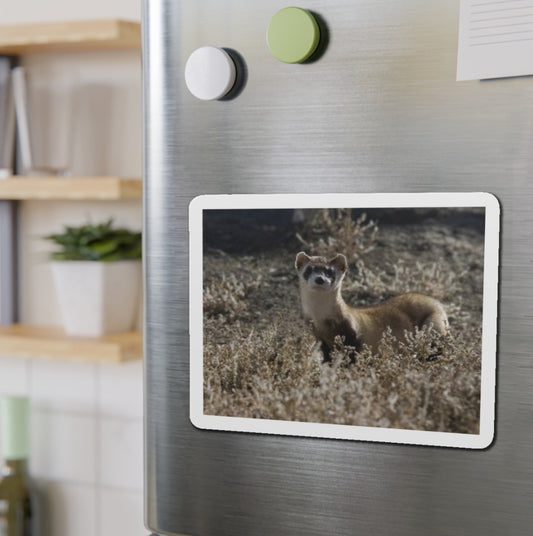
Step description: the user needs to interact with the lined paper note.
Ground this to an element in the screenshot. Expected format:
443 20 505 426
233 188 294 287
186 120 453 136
457 0 533 80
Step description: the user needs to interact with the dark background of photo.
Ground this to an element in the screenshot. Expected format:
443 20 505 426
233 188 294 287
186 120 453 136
203 207 485 254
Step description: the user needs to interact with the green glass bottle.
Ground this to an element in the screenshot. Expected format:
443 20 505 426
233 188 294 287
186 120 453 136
0 397 36 536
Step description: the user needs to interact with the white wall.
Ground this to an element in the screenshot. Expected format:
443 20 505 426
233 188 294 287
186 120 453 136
0 1 146 535
0 0 140 25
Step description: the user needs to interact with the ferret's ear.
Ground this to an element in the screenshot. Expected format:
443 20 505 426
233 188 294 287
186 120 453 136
329 254 347 273
295 251 310 271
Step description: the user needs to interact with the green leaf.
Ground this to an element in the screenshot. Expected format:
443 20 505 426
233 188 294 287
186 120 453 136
44 220 141 261
87 239 119 257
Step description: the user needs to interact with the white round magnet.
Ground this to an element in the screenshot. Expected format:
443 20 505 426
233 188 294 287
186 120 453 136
185 46 237 101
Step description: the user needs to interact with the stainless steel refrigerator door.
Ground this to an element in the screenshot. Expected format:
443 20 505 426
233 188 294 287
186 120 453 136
143 1 533 534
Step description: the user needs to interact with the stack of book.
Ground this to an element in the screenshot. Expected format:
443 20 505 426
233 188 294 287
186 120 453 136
0 56 15 178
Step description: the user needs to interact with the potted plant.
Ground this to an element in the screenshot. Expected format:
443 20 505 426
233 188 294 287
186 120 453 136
45 219 142 337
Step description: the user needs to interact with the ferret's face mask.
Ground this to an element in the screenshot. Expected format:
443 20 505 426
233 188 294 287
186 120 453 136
304 265 337 290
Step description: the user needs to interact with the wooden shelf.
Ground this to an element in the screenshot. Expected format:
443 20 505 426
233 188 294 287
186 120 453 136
0 20 141 55
0 325 142 363
0 176 142 200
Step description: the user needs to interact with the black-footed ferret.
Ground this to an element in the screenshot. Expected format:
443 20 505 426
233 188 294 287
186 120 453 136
295 252 449 362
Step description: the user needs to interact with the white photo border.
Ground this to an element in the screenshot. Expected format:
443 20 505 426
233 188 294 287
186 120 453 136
189 192 500 449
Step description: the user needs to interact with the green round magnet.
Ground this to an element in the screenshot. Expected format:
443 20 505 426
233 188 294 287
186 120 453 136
267 7 321 64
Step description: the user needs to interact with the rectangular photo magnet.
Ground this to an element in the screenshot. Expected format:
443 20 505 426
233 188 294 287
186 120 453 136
189 193 500 449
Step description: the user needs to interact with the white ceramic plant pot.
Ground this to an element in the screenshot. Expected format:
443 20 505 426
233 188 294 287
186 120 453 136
51 260 141 337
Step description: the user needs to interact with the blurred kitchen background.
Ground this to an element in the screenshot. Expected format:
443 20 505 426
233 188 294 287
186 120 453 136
0 0 144 534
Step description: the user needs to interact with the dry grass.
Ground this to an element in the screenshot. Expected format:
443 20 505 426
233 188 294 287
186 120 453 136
296 208 379 261
202 208 484 434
